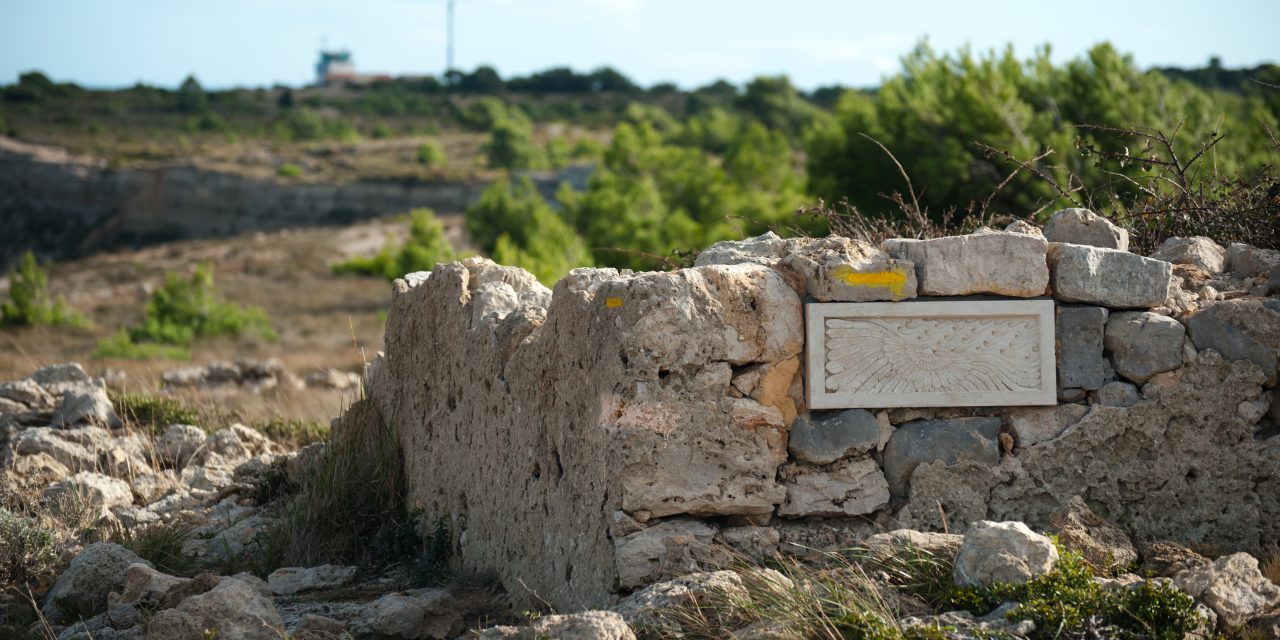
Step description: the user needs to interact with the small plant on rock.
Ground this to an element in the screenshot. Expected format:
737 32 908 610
0 508 58 595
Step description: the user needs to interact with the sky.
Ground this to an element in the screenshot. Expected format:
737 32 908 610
3 0 1277 91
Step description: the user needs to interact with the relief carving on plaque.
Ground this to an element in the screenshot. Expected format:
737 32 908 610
807 301 1056 408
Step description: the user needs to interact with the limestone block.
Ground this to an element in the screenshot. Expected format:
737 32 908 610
777 457 890 517
1104 311 1186 384
1005 220 1043 236
953 521 1059 587
1225 242 1280 278
787 408 883 465
1048 243 1172 308
1096 381 1140 407
1006 404 1090 447
1185 299 1280 383
1043 208 1129 250
806 300 1056 409
882 230 1049 297
882 417 1001 500
1056 305 1108 391
1150 236 1226 273
805 254 917 302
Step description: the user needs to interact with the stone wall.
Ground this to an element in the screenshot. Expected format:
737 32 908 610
0 137 587 267
362 209 1280 610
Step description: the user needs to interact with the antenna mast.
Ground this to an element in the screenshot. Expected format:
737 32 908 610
447 0 455 75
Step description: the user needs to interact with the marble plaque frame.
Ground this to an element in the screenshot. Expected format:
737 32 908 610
806 300 1056 409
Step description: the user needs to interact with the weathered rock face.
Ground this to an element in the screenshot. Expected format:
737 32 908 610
145 577 283 640
1043 208 1129 250
1173 553 1280 629
882 230 1049 297
1225 242 1280 278
1185 299 1280 384
475 611 636 640
354 588 461 639
778 457 890 517
1051 496 1138 572
787 409 884 465
899 357 1280 552
952 521 1059 587
1048 243 1172 308
267 565 359 596
371 258 803 609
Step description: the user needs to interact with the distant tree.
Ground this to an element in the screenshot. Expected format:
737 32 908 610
1 251 85 327
457 66 505 93
735 75 825 140
277 88 294 109
3 71 57 102
648 82 679 95
177 74 208 112
588 66 639 93
483 118 542 169
416 140 446 166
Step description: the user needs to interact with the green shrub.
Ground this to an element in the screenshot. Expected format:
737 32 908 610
370 122 394 139
111 390 201 434
945 547 1206 639
416 140 446 166
276 162 302 178
1 251 86 327
332 209 456 281
94 264 276 360
254 417 329 447
275 107 358 142
0 508 58 595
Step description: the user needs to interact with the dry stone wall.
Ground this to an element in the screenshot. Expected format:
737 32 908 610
362 211 1280 610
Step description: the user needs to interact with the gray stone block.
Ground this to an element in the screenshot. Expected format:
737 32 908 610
788 409 884 465
1104 312 1186 384
1056 305 1108 391
882 417 1001 500
1185 299 1280 382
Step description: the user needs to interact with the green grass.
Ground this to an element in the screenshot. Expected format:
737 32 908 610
276 162 302 178
254 417 329 447
111 390 201 434
111 519 202 578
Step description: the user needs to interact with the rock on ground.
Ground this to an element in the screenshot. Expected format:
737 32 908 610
612 570 747 633
864 529 965 562
475 611 636 640
953 521 1059 588
1043 208 1129 250
1050 496 1138 571
1173 552 1280 629
1225 243 1280 278
354 588 461 640
44 471 133 520
145 577 283 640
267 565 358 595
51 384 122 428
43 543 147 623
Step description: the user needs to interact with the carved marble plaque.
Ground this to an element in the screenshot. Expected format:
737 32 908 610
806 300 1056 409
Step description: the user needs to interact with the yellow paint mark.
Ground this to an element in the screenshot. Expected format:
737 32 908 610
605 296 624 308
830 265 910 299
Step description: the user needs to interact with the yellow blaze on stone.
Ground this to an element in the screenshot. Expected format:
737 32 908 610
830 265 910 298
605 296 624 308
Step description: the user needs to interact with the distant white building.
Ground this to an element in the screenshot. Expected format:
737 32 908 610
315 50 389 87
